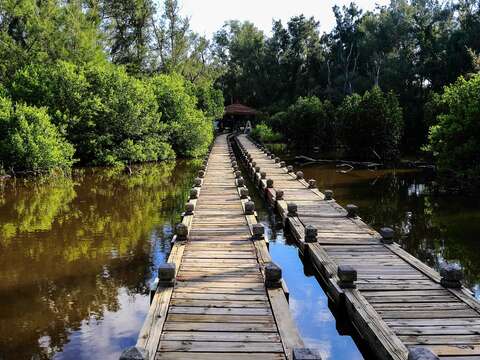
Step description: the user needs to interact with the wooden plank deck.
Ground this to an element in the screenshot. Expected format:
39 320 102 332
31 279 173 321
122 134 311 360
236 134 480 360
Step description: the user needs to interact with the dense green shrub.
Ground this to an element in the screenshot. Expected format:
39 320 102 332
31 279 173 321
425 74 480 185
150 74 213 158
0 96 75 172
11 61 175 165
250 123 282 143
269 96 336 151
268 111 288 135
337 87 403 161
188 81 225 120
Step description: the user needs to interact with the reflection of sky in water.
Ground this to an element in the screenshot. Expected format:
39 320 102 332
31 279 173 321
55 227 170 360
260 220 364 360
55 289 149 360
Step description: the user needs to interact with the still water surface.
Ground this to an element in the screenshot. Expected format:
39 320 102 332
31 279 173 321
0 161 479 359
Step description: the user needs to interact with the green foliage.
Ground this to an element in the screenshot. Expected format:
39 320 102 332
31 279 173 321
188 81 225 120
269 96 335 151
0 0 106 83
214 1 480 154
0 0 222 173
250 123 282 143
0 96 75 172
150 74 213 157
425 74 480 184
102 0 154 75
337 86 403 161
11 61 174 165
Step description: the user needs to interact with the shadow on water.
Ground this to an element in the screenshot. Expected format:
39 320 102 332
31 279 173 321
0 161 200 360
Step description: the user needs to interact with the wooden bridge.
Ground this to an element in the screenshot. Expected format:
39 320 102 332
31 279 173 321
120 134 313 360
234 133 480 360
119 133 480 360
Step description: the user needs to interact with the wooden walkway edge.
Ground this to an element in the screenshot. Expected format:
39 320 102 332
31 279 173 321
235 133 480 360
120 134 318 360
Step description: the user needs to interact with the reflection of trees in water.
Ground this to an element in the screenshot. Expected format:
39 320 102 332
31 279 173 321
332 170 480 288
0 160 199 359
0 176 76 242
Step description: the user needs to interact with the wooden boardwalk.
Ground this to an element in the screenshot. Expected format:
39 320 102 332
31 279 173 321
235 134 480 360
121 134 312 360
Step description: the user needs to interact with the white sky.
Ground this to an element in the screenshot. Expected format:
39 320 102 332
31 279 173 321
181 0 390 37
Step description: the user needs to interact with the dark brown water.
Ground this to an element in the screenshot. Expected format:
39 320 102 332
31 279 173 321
0 161 479 359
0 162 200 360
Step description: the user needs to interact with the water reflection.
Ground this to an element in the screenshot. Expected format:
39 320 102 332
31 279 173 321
2 159 479 359
0 161 199 359
251 189 367 360
301 165 480 292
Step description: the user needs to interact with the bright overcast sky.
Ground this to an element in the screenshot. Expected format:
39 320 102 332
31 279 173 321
181 0 390 37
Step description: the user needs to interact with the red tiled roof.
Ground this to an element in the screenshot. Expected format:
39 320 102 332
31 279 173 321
224 103 259 115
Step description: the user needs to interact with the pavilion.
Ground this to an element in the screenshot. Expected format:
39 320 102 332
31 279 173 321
218 103 259 131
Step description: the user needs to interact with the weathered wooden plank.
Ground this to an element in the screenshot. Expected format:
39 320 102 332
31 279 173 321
168 306 272 316
268 287 304 359
156 353 286 360
158 341 285 353
161 331 281 342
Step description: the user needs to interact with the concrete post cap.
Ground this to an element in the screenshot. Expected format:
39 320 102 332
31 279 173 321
324 190 333 200
287 165 294 173
287 202 298 216
293 348 323 360
245 201 255 215
119 346 149 360
185 203 194 215
338 265 357 283
379 227 394 238
193 177 202 187
252 223 264 237
296 171 304 179
175 223 188 237
305 225 318 238
240 188 249 199
158 263 176 282
190 188 198 199
408 347 440 360
265 262 282 282
346 204 358 217
275 189 284 200
379 227 394 243
198 170 205 178
338 265 357 288
440 263 464 282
